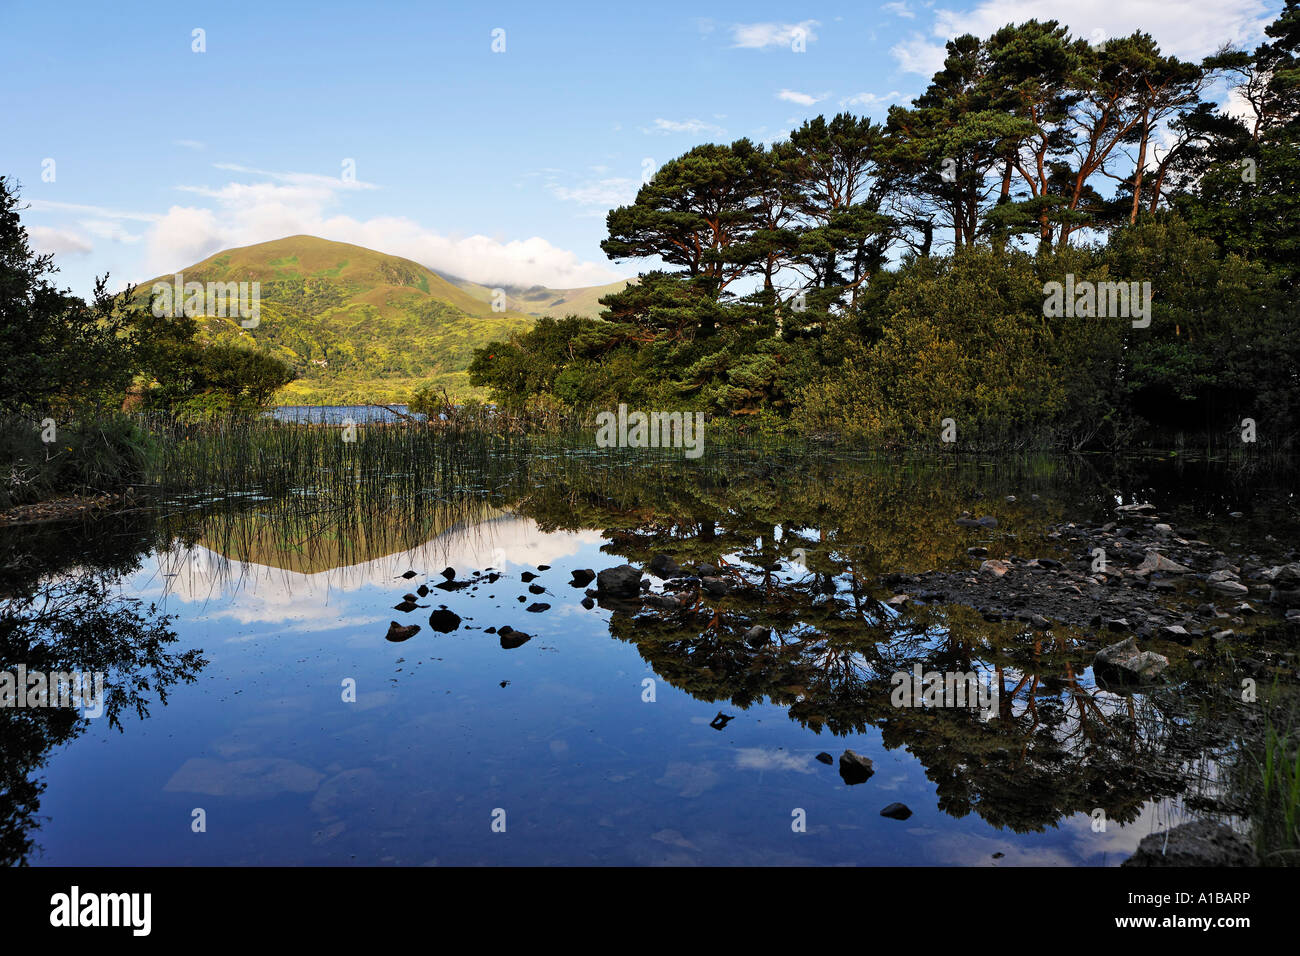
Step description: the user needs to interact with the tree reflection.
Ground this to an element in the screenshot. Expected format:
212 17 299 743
0 516 207 865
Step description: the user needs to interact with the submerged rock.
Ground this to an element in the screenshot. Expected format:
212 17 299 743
498 626 531 649
649 554 682 578
1123 820 1257 867
838 750 875 785
427 608 462 633
386 621 420 642
1093 636 1168 684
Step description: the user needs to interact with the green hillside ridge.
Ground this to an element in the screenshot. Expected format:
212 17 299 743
133 235 622 405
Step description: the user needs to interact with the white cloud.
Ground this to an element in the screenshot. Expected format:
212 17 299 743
841 90 903 111
80 219 144 243
28 226 92 257
777 89 830 106
731 20 820 49
882 2 916 18
643 118 727 136
929 0 1271 63
891 33 948 76
133 165 622 288
549 177 640 212
174 139 206 150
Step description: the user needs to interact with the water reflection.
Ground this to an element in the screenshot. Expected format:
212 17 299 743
4 448 1295 864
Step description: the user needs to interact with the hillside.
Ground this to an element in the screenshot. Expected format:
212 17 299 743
132 236 560 404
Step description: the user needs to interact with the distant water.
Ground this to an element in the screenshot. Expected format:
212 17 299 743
270 405 422 424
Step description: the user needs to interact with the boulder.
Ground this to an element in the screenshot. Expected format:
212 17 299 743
1122 820 1257 867
1093 636 1168 684
596 565 642 597
838 750 875 786
1137 551 1191 575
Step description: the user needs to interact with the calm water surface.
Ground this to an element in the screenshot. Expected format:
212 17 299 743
4 445 1296 865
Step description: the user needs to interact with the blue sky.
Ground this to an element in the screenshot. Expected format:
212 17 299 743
2 0 1280 296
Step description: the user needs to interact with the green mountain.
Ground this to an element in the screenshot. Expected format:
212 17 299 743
134 235 625 405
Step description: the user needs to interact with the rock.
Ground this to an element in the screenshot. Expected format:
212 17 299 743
596 565 642 597
967 546 989 558
743 625 770 645
570 569 596 587
1029 614 1050 629
880 802 913 820
1093 636 1168 684
528 583 546 594
1262 563 1300 585
1270 587 1300 608
643 592 682 610
1115 502 1157 514
696 563 718 577
648 554 682 578
525 602 550 613
709 712 733 730
520 571 539 582
700 576 731 596
815 752 833 765
439 567 456 580
385 621 420 642
393 600 419 613
1137 551 1191 575
580 597 595 610
1153 523 1172 534
1105 618 1130 632
537 565 550 571
416 584 429 597
838 750 875 785
1122 820 1257 867
400 570 418 579
427 608 461 633
979 559 1012 578
498 626 531 649
1211 579 1249 595
402 593 418 602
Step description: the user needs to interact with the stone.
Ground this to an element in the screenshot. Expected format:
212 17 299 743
385 621 420 642
838 750 875 785
1122 820 1257 867
1137 551 1191 575
596 565 643 597
1093 636 1168 684
979 559 1012 578
815 752 833 765
880 802 913 820
570 569 596 587
648 554 682 578
427 608 461 633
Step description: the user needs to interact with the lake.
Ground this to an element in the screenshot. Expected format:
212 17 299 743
2 441 1296 865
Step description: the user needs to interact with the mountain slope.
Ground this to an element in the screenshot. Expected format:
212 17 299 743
135 236 543 404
